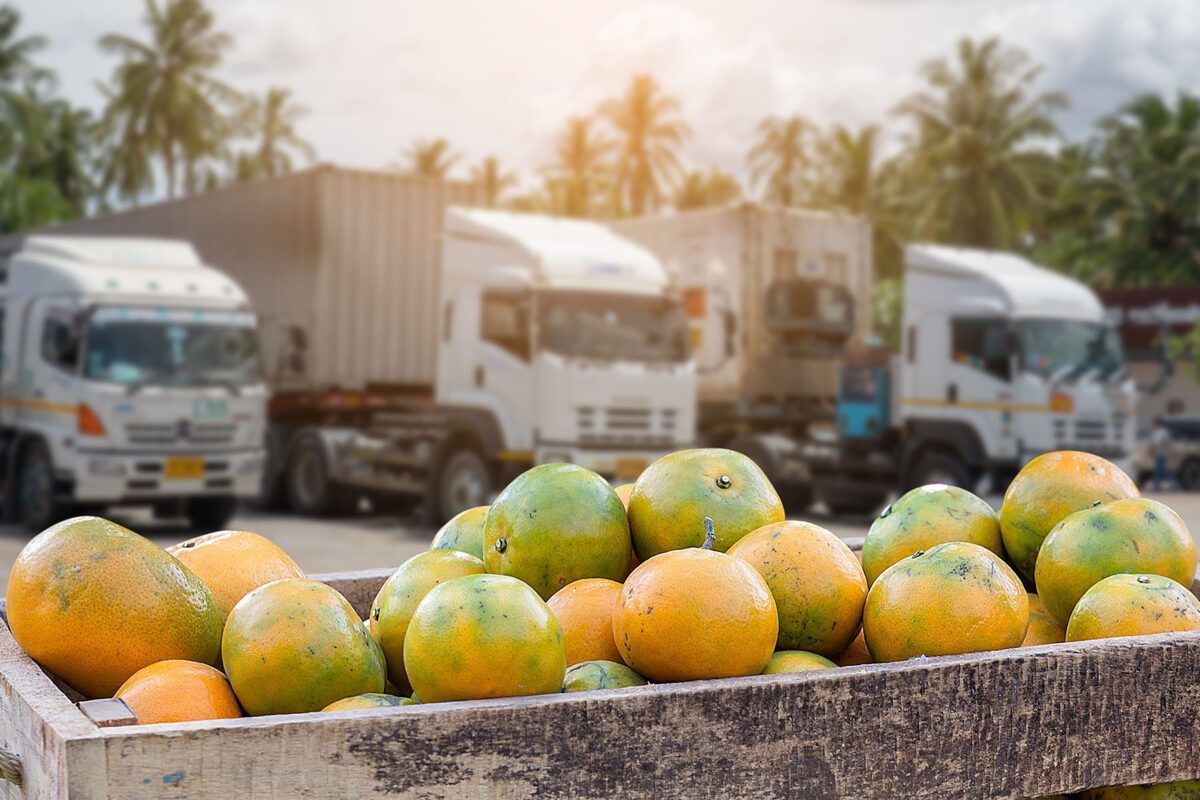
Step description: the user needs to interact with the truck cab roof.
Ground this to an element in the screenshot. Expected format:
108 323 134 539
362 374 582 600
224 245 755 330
9 235 249 306
906 244 1103 321
445 207 669 294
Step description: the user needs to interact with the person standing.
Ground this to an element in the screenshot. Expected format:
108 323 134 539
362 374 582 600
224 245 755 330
1151 417 1175 492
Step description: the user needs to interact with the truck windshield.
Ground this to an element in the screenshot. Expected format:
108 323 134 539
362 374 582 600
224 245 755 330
538 292 690 363
1018 319 1126 379
83 306 262 387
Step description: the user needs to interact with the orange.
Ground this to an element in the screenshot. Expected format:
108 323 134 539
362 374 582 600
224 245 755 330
404 574 566 703
321 693 416 712
834 630 872 666
484 463 631 599
861 484 1003 585
1000 451 1139 582
115 660 242 724
863 541 1029 662
6 516 222 698
1066 574 1200 642
368 550 486 692
1081 782 1200 799
546 578 624 666
727 520 867 656
561 660 648 692
1034 497 1196 625
167 529 304 619
613 547 777 682
222 578 386 715
613 483 635 510
762 651 837 674
430 505 488 561
627 448 784 559
1022 593 1066 646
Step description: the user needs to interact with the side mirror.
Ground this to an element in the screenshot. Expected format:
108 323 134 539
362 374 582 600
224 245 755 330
288 352 306 376
289 325 308 352
723 310 737 357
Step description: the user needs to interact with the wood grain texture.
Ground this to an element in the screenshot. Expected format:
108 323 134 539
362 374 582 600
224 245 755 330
79 698 137 728
90 630 1200 799
317 567 392 618
0 605 104 799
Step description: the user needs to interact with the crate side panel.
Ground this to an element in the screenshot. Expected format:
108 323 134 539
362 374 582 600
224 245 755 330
0 619 106 799
97 633 1200 800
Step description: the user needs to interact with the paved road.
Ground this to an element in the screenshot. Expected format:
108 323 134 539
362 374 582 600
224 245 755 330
0 490 1193 592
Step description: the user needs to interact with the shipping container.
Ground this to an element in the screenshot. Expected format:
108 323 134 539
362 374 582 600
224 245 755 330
612 203 872 424
35 165 480 393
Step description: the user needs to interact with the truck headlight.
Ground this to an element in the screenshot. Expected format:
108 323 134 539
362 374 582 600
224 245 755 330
88 458 127 477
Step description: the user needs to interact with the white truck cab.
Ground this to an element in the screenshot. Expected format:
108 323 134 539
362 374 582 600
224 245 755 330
436 208 696 492
898 245 1136 485
1 236 268 530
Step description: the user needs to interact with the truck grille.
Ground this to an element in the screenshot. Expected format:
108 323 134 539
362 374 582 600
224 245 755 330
577 407 676 447
1074 419 1107 443
125 422 237 446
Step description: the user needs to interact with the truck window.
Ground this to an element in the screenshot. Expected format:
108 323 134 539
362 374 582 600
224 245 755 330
951 318 1011 381
480 291 530 361
41 308 81 373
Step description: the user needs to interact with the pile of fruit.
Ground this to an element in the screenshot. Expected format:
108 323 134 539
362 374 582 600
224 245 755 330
3 448 1198 795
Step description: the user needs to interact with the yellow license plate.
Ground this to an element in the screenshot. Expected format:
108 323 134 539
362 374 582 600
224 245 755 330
615 457 648 481
164 456 205 480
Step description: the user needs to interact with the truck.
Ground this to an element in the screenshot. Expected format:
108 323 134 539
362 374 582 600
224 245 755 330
32 165 696 523
0 235 268 530
613 204 1136 513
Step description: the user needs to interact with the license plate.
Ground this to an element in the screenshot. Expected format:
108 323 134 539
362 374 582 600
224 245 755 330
615 457 648 481
164 456 205 480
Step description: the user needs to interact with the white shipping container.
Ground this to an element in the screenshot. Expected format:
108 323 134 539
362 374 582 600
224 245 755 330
25 165 480 392
612 203 872 416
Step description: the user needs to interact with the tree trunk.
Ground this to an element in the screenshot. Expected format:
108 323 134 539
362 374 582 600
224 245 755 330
163 119 176 200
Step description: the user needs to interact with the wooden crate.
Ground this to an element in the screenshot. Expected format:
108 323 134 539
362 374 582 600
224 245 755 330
3 561 1200 800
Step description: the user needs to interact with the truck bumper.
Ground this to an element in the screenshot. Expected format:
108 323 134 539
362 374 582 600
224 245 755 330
535 445 682 483
71 448 266 503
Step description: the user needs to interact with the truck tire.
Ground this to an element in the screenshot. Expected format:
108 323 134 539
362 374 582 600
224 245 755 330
434 446 492 525
906 452 972 490
286 433 353 517
1179 458 1200 491
185 497 238 531
18 440 68 533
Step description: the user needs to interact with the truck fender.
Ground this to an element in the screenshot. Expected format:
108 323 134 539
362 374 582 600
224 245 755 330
901 421 985 480
437 407 506 460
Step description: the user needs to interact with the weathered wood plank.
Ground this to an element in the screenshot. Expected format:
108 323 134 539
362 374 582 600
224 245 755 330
0 605 106 799
92 630 1200 800
314 567 392 619
80 698 137 728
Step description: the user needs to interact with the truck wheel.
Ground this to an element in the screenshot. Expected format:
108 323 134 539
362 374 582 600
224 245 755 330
435 447 492 525
1179 458 1200 491
18 440 67 533
906 452 972 490
286 433 352 516
185 497 238 531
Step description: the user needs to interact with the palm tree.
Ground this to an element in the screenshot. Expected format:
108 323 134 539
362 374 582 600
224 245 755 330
397 137 460 178
98 0 237 199
1059 93 1200 287
469 155 517 207
892 36 1066 248
814 124 881 216
673 168 742 210
235 87 315 181
0 6 48 86
747 115 812 206
600 74 691 216
544 115 612 217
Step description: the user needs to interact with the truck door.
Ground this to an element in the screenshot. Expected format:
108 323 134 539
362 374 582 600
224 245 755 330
943 316 1019 465
468 288 535 450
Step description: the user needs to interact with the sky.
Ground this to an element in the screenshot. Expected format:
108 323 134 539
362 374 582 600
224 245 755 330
18 0 1200 183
